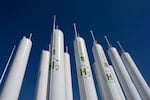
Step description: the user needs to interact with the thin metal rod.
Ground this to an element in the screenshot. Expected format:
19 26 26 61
49 44 51 52
90 30 97 44
104 35 112 48
73 23 78 38
66 46 68 53
53 15 56 32
56 25 59 29
117 41 125 52
29 33 32 40
0 45 16 85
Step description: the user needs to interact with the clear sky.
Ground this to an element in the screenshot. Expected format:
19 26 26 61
0 0 150 100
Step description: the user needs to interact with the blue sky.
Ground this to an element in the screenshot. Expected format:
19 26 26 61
0 0 150 100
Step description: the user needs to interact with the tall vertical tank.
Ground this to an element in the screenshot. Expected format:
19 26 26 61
0 35 32 100
105 36 141 100
91 31 125 100
64 47 73 100
117 41 150 100
49 28 65 100
73 24 98 100
93 62 106 99
35 50 50 100
109 65 125 99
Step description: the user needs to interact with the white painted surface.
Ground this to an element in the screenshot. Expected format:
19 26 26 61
0 36 32 100
49 29 65 100
108 47 141 100
74 37 98 100
92 44 125 100
64 52 73 100
122 52 150 100
35 50 50 100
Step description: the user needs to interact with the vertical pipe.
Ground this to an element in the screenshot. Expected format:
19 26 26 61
49 29 65 100
0 36 32 100
93 62 108 100
74 37 98 100
109 65 125 99
35 50 50 100
64 51 73 100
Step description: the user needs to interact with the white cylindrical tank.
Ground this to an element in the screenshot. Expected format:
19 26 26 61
92 44 125 100
64 52 73 100
0 36 32 100
35 50 50 100
109 65 125 99
93 62 108 100
108 47 141 100
49 29 65 100
74 37 98 100
121 52 150 100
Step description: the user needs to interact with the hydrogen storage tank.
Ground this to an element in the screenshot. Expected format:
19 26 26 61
105 36 141 100
49 28 66 100
93 62 106 99
109 65 125 99
0 35 32 100
117 41 150 100
64 47 73 100
91 31 125 100
73 24 98 100
35 50 50 100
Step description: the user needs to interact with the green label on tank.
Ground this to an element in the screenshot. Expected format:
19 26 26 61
104 72 114 82
78 41 85 62
80 56 85 62
80 65 91 77
52 34 56 55
49 58 60 71
104 62 109 67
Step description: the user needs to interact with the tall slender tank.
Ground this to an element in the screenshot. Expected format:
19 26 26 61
91 31 125 100
64 47 73 100
117 41 150 100
93 62 107 100
35 50 50 100
0 35 32 100
109 65 125 99
105 36 141 100
73 24 98 100
49 17 65 100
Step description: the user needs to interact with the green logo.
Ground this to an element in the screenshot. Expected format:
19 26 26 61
80 66 91 77
104 72 114 81
52 49 55 55
49 58 59 71
104 62 108 67
80 56 85 62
